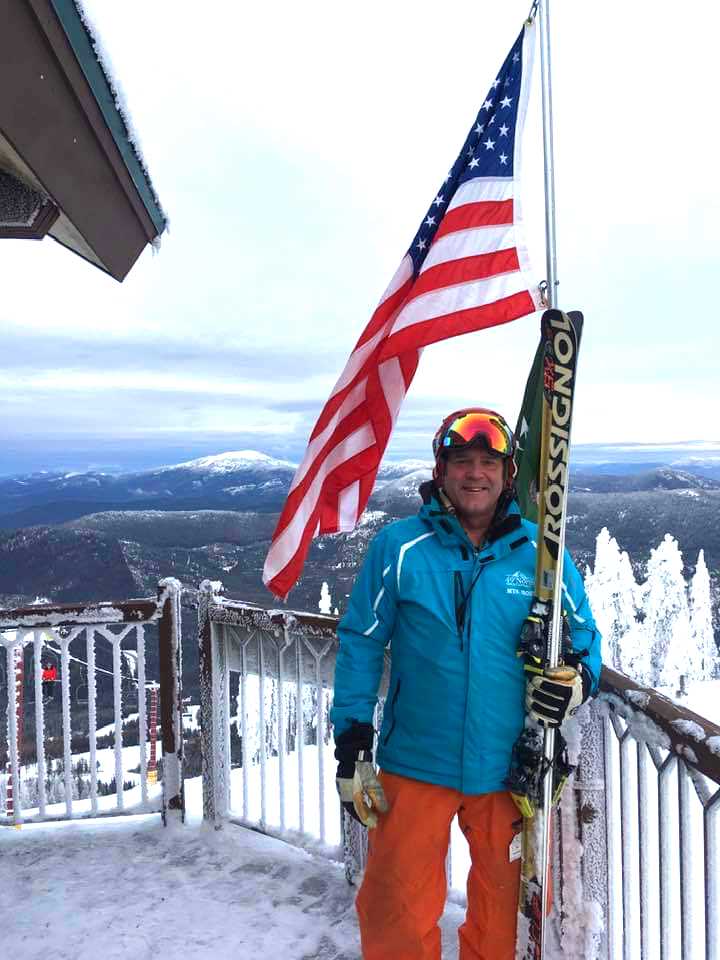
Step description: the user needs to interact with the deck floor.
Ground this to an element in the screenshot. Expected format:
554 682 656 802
1 783 465 960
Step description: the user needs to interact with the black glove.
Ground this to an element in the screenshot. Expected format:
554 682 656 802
525 664 591 727
334 720 388 829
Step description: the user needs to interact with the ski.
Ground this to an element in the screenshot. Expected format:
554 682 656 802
508 308 584 960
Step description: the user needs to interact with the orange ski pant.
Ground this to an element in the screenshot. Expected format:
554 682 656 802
356 771 536 960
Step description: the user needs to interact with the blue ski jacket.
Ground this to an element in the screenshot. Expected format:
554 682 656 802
330 496 602 795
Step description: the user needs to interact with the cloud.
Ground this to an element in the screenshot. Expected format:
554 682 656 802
3 0 719 475
2 330 342 381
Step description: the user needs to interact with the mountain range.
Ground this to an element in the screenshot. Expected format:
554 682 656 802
1 447 718 583
2 448 718 701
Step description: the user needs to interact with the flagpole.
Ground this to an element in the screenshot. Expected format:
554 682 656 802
538 0 557 307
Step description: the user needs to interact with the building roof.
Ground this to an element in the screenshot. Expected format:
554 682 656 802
0 0 168 281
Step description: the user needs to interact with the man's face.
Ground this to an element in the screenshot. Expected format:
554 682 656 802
441 446 505 529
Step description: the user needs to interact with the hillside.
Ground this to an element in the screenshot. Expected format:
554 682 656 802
2 455 718 619
565 489 720 571
0 452 298 527
64 510 277 549
0 526 138 602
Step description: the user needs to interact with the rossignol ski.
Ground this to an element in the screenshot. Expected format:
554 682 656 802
506 307 583 960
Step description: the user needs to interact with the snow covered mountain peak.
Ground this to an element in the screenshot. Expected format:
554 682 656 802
157 451 298 476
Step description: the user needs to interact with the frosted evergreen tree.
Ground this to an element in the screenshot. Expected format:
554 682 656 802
302 683 318 745
585 528 644 677
318 582 332 615
689 550 719 680
643 534 692 688
265 678 279 757
283 682 297 752
47 770 66 804
242 675 260 764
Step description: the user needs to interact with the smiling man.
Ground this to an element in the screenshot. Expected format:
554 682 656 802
330 408 601 960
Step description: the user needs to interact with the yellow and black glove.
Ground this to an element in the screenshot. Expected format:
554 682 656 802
334 721 388 829
525 664 589 727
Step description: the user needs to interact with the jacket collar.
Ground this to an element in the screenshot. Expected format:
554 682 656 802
418 489 527 560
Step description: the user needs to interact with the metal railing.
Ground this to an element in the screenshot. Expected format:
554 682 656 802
572 667 720 960
198 587 720 959
197 582 349 851
0 578 184 826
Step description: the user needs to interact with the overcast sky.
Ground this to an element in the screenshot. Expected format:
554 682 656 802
2 0 719 475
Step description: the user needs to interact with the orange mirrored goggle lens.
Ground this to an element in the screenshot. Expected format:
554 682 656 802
439 412 513 456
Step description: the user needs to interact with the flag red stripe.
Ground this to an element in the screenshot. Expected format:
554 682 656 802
266 347 420 569
405 248 520 303
309 277 413 441
379 290 536 358
433 199 514 240
353 274 413 351
279 404 377 530
269 443 388 597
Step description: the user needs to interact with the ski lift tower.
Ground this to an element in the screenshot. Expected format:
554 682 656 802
146 681 160 784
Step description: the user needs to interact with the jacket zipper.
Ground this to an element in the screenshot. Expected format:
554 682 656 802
455 552 487 651
383 677 402 746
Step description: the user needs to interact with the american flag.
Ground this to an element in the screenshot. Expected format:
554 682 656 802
264 22 541 599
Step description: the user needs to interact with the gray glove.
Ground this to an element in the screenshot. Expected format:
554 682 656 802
334 721 389 829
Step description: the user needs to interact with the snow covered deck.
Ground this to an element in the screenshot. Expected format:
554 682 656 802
1 778 466 960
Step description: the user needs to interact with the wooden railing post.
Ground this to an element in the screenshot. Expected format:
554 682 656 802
157 578 184 824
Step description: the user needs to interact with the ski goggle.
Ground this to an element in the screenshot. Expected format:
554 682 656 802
433 410 514 459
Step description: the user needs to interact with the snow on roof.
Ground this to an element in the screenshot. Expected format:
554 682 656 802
72 0 167 235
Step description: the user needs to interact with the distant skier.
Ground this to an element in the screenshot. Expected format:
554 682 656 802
41 661 58 701
331 408 602 960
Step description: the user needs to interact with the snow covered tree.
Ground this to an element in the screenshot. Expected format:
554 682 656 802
283 682 297 753
265 678 279 758
302 683 318 746
318 582 332 615
585 528 645 677
46 769 66 804
241 676 260 764
689 550 719 680
642 535 692 689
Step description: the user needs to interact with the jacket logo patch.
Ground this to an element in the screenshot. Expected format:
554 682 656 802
505 570 534 596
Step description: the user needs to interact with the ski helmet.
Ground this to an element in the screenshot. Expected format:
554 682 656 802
432 408 517 487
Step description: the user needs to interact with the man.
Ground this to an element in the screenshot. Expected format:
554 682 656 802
41 660 58 701
330 408 601 960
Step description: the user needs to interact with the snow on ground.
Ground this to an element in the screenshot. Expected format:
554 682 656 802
229 738 473 895
0 776 466 960
670 677 720 725
3 683 718 959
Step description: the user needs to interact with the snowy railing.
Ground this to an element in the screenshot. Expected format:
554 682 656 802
197 582 355 853
572 667 720 960
198 588 720 958
0 579 184 826
198 586 544 897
